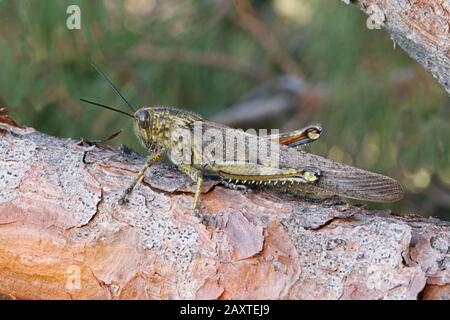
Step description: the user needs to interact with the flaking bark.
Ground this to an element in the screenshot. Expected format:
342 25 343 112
0 113 449 300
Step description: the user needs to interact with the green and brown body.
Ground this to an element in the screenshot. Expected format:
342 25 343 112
123 106 403 215
82 64 401 215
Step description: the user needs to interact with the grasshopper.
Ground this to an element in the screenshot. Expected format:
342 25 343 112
81 64 403 218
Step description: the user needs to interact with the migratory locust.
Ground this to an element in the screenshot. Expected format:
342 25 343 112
81 64 404 218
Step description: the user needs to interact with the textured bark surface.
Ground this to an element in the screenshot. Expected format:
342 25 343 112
0 113 449 300
346 0 450 95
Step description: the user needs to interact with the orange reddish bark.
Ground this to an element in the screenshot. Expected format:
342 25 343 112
0 114 449 300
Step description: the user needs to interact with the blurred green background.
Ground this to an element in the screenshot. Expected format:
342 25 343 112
1 0 449 219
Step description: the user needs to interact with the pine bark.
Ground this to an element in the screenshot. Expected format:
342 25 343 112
0 112 449 300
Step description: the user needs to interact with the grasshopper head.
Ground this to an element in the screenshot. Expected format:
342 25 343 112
135 108 151 129
133 107 154 148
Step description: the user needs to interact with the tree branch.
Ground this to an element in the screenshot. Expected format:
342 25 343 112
232 0 305 78
0 112 449 300
345 0 450 95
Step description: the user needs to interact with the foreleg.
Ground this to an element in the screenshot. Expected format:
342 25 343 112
119 150 164 204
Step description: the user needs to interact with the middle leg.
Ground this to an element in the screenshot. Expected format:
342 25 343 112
179 163 204 219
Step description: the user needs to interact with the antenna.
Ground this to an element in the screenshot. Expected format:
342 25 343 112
80 98 134 118
90 63 136 113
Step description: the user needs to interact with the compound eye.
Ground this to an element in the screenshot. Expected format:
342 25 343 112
137 110 151 129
